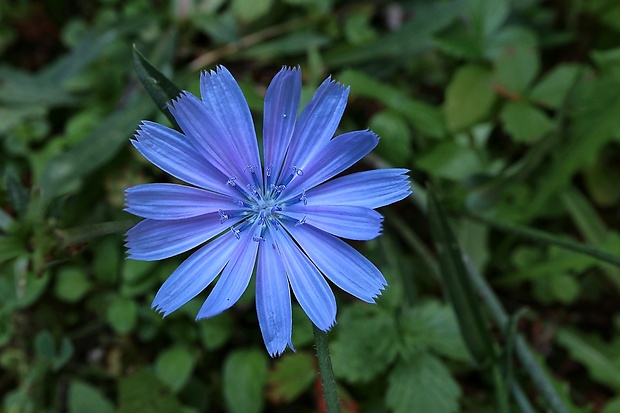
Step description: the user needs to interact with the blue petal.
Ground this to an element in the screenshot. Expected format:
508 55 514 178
169 92 256 189
256 235 293 357
306 169 411 209
280 130 379 200
197 223 260 319
281 205 383 241
125 183 242 220
263 67 301 184
200 66 263 185
125 213 243 261
152 231 239 316
271 227 336 331
283 223 386 303
132 121 236 196
282 77 349 173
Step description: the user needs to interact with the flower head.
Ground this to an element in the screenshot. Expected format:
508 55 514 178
125 66 410 356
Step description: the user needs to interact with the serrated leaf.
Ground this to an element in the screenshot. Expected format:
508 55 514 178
500 101 554 143
132 46 181 127
339 69 446 138
223 349 268 413
331 304 398 382
155 346 196 393
444 65 496 132
400 301 470 363
68 380 114 413
267 353 316 403
494 43 540 95
530 64 581 109
118 368 185 413
106 296 138 335
386 353 461 413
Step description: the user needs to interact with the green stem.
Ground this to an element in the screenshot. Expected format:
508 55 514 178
464 211 620 268
313 324 340 413
56 220 136 247
492 364 510 413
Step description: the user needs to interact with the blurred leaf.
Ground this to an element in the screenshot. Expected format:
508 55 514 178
602 397 620 413
556 329 620 391
68 380 115 413
324 1 463 66
35 330 56 360
39 95 152 203
416 141 484 181
0 66 76 106
118 368 184 413
444 65 496 132
343 7 377 45
240 32 330 60
223 349 268 413
4 168 28 217
13 259 50 309
546 273 580 304
53 266 91 303
400 300 471 363
530 64 582 109
331 304 398 382
494 44 540 95
468 0 510 39
370 110 413 165
106 296 138 334
428 190 494 365
155 346 196 393
232 0 273 22
583 160 620 206
93 236 121 284
133 46 181 127
0 237 25 265
267 353 316 403
198 312 233 350
386 352 461 413
500 101 554 143
339 69 446 138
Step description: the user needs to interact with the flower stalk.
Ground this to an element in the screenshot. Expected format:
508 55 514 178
313 324 340 413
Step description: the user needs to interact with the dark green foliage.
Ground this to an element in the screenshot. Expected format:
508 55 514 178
2 0 620 412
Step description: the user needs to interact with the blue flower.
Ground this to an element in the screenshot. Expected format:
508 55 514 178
125 66 410 356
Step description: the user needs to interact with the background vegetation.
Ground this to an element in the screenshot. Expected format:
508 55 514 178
2 0 620 412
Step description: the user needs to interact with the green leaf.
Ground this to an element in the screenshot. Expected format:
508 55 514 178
0 237 26 265
602 397 620 413
428 190 494 365
444 65 496 132
468 0 510 39
223 349 268 413
494 44 540 95
267 353 316 403
93 236 121 284
400 300 471 363
530 64 582 109
106 296 138 335
198 312 233 350
68 380 115 413
53 266 91 303
232 0 273 22
39 95 152 203
155 346 196 393
386 353 461 413
118 368 185 413
556 329 620 391
415 141 484 181
132 46 182 127
331 304 398 382
4 168 28 218
500 101 554 143
369 110 413 165
339 69 446 138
